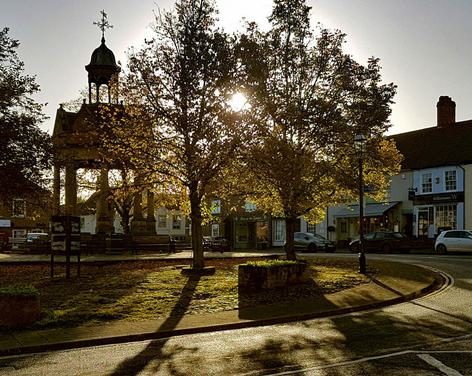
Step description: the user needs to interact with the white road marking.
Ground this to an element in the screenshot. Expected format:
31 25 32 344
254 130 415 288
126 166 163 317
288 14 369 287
417 353 463 376
246 350 414 375
242 347 472 376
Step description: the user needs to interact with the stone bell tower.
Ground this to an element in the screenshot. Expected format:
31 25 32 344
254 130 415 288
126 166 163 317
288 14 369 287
52 10 122 234
85 10 121 104
52 11 157 238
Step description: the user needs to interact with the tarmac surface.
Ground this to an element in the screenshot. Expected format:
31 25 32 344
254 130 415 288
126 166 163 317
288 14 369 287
0 250 445 356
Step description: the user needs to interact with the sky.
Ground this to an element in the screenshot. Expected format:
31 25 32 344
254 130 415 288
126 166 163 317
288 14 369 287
2 0 472 136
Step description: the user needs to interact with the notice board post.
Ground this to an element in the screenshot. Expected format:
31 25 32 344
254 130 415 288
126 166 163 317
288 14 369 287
50 215 81 279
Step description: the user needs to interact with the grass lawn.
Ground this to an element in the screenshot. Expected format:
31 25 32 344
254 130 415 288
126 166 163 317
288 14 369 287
0 257 372 329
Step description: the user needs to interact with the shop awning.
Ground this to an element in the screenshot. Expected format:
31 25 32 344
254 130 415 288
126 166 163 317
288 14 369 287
333 202 401 218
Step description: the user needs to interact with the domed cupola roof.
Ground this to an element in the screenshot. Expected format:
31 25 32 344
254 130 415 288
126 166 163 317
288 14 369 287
88 37 119 67
85 37 121 86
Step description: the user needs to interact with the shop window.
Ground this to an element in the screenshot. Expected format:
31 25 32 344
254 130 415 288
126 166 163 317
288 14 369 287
172 215 181 230
12 199 26 218
211 200 221 214
421 173 432 193
256 221 268 242
435 204 456 231
445 170 457 191
157 215 167 228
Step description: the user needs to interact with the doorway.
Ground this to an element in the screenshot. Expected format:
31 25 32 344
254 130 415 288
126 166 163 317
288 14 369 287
417 207 433 237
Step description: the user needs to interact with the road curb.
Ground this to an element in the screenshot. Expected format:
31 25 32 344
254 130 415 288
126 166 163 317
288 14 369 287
0 262 446 357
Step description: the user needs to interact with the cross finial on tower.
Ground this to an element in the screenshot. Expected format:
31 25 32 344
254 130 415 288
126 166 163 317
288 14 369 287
93 10 113 43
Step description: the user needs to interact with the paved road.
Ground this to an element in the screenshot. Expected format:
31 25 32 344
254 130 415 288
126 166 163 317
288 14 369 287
2 253 472 376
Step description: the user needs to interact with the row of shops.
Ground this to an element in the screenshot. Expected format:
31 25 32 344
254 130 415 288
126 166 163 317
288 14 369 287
331 194 463 248
204 169 468 250
205 215 287 249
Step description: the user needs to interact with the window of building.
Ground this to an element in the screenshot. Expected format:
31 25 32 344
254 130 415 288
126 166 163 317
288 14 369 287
244 201 256 212
445 170 457 191
307 223 316 234
274 220 285 242
157 215 167 228
172 215 181 230
211 200 221 214
421 173 432 193
12 199 26 218
12 229 27 239
211 223 219 237
340 221 347 234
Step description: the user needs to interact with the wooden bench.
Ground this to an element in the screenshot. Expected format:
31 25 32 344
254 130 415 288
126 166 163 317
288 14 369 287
131 235 174 254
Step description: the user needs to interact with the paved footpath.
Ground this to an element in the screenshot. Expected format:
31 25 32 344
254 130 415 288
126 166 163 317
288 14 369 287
0 250 445 356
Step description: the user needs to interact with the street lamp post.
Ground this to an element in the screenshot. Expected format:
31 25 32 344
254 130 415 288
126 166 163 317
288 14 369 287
354 134 367 274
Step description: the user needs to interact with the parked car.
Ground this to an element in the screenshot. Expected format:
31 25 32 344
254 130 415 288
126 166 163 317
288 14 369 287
294 232 336 253
435 230 472 253
203 236 230 253
0 231 8 251
25 232 50 253
26 232 49 243
349 231 412 253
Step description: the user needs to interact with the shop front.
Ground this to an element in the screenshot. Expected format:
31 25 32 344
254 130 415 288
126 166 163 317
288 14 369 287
412 192 464 237
231 215 270 250
333 202 402 247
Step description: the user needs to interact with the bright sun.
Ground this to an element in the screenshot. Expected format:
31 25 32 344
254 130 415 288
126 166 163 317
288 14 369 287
229 92 249 112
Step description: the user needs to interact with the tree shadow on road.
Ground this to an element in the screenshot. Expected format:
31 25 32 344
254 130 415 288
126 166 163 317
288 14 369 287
232 260 472 376
107 273 202 376
232 307 472 375
238 278 338 320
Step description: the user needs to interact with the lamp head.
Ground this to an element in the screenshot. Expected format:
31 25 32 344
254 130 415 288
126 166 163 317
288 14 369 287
354 133 367 152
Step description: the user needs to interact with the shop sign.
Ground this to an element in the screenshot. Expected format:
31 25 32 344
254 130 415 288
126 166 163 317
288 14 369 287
234 215 268 222
0 219 11 228
413 192 464 205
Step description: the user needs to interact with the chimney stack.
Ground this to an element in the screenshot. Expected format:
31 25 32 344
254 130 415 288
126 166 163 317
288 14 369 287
437 96 456 127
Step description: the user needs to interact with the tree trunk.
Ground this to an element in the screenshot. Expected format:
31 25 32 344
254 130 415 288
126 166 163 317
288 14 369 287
122 207 131 235
190 184 204 269
284 215 297 260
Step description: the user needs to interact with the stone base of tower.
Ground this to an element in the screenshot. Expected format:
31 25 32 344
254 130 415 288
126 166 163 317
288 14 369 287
130 219 148 235
145 219 157 235
95 217 114 234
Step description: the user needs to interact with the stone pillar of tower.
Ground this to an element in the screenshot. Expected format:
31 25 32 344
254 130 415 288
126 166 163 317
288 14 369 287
95 167 114 234
53 164 61 215
131 177 147 234
64 162 77 216
146 189 157 234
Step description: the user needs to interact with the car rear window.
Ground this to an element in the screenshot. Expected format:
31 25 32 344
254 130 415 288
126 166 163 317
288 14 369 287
444 231 461 238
